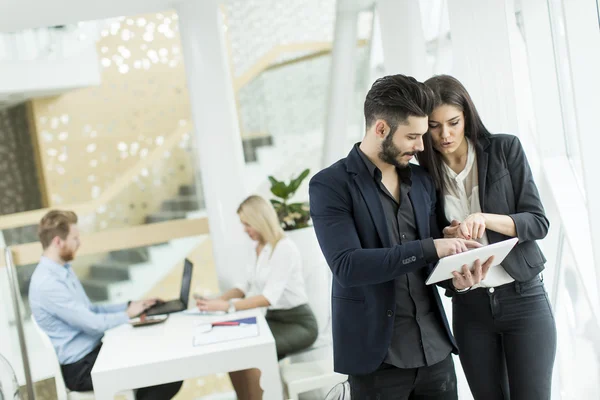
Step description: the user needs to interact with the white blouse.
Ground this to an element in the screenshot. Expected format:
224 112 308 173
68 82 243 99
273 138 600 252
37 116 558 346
236 237 309 310
442 139 514 288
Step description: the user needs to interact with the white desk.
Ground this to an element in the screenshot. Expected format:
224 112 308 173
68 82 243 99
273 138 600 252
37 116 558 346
91 309 283 399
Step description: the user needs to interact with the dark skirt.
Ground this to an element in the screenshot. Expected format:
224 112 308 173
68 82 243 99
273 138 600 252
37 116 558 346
265 303 319 359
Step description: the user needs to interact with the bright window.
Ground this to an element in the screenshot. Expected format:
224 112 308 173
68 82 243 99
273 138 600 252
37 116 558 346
547 0 585 197
553 237 600 399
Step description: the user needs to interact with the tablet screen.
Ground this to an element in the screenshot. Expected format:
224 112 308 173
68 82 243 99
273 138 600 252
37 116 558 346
425 237 518 285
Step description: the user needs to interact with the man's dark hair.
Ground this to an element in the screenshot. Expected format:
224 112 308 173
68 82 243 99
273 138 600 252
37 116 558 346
364 74 436 134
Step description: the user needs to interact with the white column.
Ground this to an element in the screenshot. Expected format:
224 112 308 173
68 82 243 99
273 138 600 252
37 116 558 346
322 0 360 168
562 0 600 295
446 0 522 134
176 0 248 291
376 0 429 80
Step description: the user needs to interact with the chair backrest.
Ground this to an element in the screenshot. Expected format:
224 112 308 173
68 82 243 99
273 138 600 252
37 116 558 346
324 380 351 399
31 317 68 400
0 353 20 400
287 227 332 340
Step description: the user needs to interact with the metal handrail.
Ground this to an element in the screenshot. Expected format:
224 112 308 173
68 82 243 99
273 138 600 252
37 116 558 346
4 247 35 400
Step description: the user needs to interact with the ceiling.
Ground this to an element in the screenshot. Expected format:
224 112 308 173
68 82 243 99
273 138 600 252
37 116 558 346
0 0 179 32
0 0 377 34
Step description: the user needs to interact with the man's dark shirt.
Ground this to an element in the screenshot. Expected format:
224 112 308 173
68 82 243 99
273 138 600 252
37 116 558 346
358 149 453 368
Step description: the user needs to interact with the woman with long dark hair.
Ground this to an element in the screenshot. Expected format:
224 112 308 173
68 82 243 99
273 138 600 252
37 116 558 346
417 75 556 399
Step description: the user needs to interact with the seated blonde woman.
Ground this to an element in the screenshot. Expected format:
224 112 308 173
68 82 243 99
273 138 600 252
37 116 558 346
196 195 318 399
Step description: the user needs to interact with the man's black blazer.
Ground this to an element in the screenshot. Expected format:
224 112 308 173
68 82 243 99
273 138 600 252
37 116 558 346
435 133 549 284
309 144 457 376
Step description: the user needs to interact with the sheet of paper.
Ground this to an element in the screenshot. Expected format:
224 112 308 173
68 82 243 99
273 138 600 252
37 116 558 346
182 308 226 316
192 317 259 346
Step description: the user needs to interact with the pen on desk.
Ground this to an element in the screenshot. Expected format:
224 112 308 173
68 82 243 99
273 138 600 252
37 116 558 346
212 321 240 327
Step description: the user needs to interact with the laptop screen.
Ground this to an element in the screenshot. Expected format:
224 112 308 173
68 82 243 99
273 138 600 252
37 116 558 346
180 259 193 305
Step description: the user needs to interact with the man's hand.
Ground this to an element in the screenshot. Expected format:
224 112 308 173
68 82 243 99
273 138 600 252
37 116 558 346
126 299 158 318
196 299 229 312
434 238 482 258
451 256 495 290
443 220 466 239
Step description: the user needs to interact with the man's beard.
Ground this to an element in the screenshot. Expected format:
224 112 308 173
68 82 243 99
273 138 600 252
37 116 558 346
60 248 75 262
379 132 415 168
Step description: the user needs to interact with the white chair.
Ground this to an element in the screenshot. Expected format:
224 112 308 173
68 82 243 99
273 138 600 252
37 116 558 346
283 228 346 399
31 317 134 400
280 357 347 400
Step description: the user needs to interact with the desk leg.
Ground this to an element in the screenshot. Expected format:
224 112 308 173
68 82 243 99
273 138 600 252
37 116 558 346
258 357 284 400
91 374 118 400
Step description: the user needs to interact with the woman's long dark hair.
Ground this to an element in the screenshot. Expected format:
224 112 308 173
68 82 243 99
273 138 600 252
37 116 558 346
416 75 492 193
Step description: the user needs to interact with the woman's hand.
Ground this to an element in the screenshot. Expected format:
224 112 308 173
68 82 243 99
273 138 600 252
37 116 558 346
196 299 229 312
460 213 487 240
443 220 468 239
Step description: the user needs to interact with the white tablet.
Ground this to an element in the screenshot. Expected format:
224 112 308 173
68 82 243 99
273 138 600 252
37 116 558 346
425 237 518 285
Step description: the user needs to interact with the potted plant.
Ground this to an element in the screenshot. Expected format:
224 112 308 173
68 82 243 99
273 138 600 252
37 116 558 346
268 167 323 277
268 168 311 231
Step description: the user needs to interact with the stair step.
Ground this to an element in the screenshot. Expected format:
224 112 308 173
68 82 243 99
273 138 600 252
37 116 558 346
89 261 131 281
145 211 188 224
3 224 39 246
16 264 38 297
109 247 150 263
242 134 273 163
161 195 200 212
178 184 197 196
80 279 111 301
81 278 133 302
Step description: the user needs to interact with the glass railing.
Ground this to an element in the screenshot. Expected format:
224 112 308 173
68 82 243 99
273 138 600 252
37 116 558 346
0 23 102 62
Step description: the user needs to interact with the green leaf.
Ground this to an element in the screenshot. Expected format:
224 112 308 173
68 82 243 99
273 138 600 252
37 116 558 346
270 181 289 200
268 176 280 187
287 202 308 212
288 168 310 195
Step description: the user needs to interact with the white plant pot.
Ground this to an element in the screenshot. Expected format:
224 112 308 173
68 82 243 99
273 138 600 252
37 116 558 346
285 226 333 356
285 226 323 268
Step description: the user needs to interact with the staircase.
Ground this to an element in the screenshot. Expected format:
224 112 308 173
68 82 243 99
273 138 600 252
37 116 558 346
80 183 205 302
0 183 204 306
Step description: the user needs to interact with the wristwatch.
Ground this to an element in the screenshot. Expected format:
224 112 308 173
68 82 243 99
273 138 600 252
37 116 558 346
227 300 236 314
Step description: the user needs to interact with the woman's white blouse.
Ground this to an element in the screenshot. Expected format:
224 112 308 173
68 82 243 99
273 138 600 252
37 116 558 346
442 139 514 288
236 237 309 310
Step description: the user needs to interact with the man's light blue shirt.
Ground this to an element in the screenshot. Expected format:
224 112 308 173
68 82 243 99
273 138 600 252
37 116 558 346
28 256 129 364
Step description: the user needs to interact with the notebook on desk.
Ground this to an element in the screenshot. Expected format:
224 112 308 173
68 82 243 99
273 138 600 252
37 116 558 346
192 317 259 346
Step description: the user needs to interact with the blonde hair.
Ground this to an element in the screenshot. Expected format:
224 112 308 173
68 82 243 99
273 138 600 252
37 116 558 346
237 195 285 249
38 210 78 250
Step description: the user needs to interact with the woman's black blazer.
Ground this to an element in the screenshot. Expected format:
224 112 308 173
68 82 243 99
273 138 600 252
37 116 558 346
436 133 549 282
